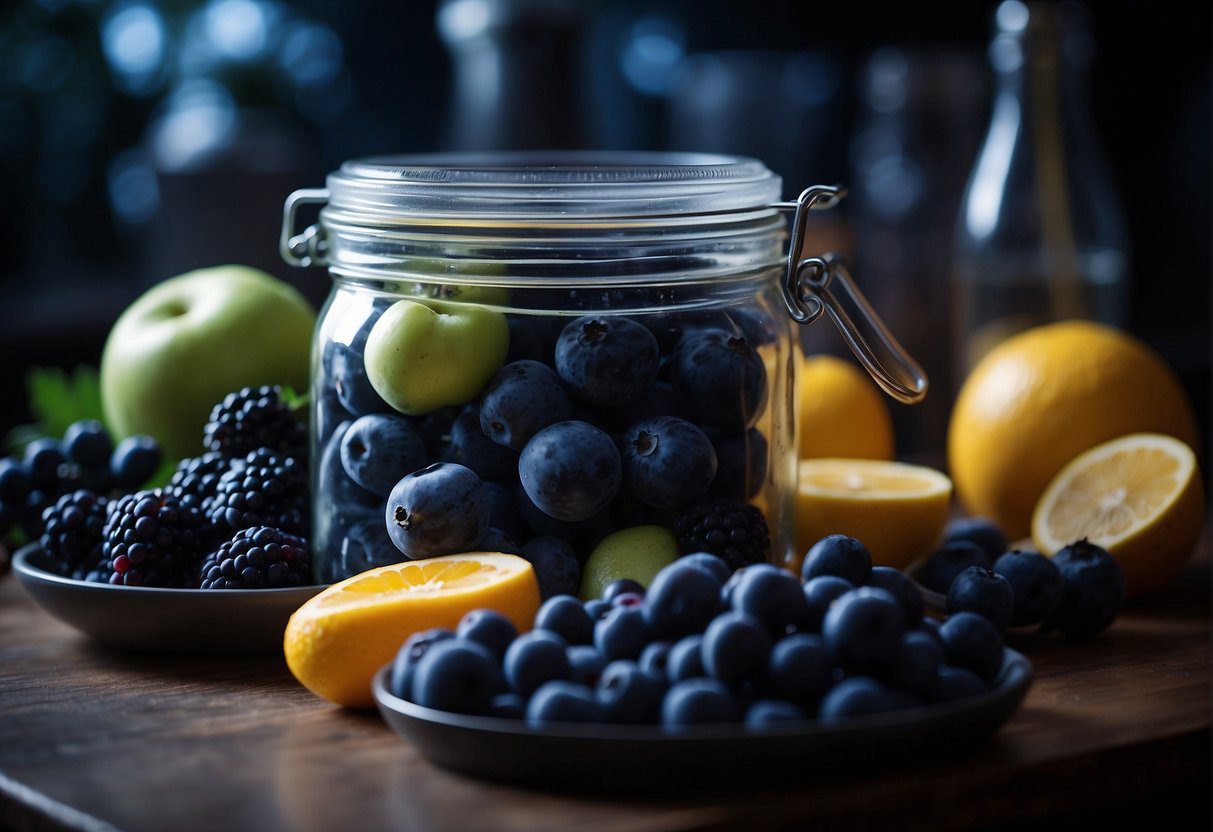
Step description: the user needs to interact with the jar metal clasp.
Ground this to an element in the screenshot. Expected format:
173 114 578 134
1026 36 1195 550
773 185 929 404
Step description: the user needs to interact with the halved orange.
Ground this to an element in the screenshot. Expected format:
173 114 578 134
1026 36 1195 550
284 553 540 708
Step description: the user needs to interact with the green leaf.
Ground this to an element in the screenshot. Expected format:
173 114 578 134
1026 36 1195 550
279 384 311 414
11 366 107 453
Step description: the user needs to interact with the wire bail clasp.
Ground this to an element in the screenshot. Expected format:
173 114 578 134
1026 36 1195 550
774 185 928 404
280 188 330 268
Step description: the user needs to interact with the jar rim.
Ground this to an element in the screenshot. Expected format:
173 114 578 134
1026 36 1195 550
326 151 783 221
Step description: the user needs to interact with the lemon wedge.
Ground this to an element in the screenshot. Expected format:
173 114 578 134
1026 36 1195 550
1032 433 1204 598
794 459 952 571
285 553 540 708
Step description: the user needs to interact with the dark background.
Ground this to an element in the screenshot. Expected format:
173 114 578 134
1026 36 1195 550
1 0 1208 455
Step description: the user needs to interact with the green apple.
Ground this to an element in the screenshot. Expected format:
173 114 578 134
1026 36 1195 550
579 525 680 600
101 265 315 461
365 298 508 415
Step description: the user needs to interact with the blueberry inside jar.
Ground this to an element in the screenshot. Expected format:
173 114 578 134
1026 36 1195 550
285 152 922 584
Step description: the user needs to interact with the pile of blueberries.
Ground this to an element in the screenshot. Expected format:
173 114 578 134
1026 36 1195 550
917 518 1125 640
0 419 161 554
320 302 777 587
387 536 1011 730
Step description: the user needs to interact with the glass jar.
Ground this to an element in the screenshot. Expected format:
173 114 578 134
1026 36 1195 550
281 152 925 584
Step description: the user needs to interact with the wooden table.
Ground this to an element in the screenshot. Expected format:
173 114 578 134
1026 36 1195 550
0 565 1208 832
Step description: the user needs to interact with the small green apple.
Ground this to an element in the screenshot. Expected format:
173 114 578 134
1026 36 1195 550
579 525 680 600
101 265 315 461
364 298 508 415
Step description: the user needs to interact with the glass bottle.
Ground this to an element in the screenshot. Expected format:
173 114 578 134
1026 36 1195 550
954 0 1129 373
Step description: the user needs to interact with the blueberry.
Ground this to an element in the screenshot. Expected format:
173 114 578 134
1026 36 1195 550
612 592 645 609
745 699 808 728
943 517 1007 562
108 436 162 490
386 463 488 559
527 680 605 726
638 641 673 677
341 517 404 572
1046 539 1125 640
0 458 31 503
62 420 112 469
822 587 905 673
338 414 426 497
483 481 526 543
643 560 721 639
947 567 1015 630
621 417 717 510
769 633 832 703
939 611 1005 682
457 609 518 659
22 439 65 489
504 630 569 695
701 611 771 684
671 330 769 430
993 549 1064 626
666 635 707 683
566 644 607 686
802 535 872 586
594 606 654 661
555 316 660 405
449 404 517 483
603 578 646 602
321 421 381 512
327 342 389 417
480 527 520 554
389 627 455 700
930 665 988 703
917 541 991 594
678 552 731 586
818 676 899 721
893 630 945 698
917 616 944 646
597 660 665 724
535 595 594 645
868 566 925 629
411 638 503 715
709 428 768 500
408 405 460 456
661 678 736 727
519 421 621 522
519 536 581 600
720 563 781 608
584 598 612 621
480 360 572 451
488 692 526 719
731 566 808 636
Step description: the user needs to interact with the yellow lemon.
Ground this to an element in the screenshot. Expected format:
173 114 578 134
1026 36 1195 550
284 553 539 708
1032 433 1205 598
794 459 952 572
949 321 1198 539
799 354 894 461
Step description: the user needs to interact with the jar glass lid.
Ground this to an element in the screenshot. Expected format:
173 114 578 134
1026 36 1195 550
325 151 782 220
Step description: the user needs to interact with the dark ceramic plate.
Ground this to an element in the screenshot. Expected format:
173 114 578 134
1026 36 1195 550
12 544 324 655
372 648 1033 792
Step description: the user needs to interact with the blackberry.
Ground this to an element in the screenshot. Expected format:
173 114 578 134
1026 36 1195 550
673 497 771 572
198 526 312 589
203 386 307 460
208 449 308 537
40 490 108 580
167 452 235 514
101 490 208 587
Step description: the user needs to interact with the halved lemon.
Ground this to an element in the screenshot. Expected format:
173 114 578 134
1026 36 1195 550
284 553 540 708
794 459 953 572
1032 433 1205 598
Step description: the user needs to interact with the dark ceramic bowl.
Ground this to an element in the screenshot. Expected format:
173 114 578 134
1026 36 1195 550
12 544 324 655
372 648 1033 792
